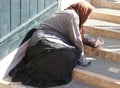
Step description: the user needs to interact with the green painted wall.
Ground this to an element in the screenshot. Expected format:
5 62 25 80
0 0 58 59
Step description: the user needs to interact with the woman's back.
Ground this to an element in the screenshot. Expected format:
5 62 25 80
29 10 79 47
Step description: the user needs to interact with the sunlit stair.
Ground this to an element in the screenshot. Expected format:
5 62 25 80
0 0 120 88
73 0 120 88
90 8 120 24
91 0 120 10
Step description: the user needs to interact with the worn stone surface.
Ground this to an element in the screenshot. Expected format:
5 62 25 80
84 19 120 39
84 34 120 62
90 8 120 24
0 78 96 88
91 0 120 10
73 68 120 88
84 45 120 62
0 83 9 88
73 55 120 88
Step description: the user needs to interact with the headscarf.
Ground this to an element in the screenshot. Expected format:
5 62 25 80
65 1 94 26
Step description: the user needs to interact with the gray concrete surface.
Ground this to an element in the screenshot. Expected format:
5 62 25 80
85 34 120 53
77 56 120 80
108 0 120 3
8 79 96 88
85 19 120 31
93 8 120 16
8 55 120 88
50 80 96 88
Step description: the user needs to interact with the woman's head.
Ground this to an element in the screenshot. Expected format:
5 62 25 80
66 1 94 26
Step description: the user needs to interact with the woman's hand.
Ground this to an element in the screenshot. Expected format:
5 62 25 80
95 38 104 48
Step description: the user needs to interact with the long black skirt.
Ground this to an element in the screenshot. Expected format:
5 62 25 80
9 29 81 88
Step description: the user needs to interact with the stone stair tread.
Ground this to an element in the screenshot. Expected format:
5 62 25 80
85 34 120 53
85 19 120 32
91 0 120 10
5 57 119 88
92 7 120 16
73 56 120 88
50 80 96 88
108 0 120 3
0 78 96 88
76 56 120 81
107 0 120 4
100 37 120 52
0 83 9 88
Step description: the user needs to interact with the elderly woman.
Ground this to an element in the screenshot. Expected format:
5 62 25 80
9 1 99 87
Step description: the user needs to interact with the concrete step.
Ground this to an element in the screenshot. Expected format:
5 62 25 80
84 19 120 39
84 34 120 62
50 80 96 88
90 0 120 10
0 77 96 88
1 49 120 88
0 83 9 88
73 56 120 88
90 8 120 24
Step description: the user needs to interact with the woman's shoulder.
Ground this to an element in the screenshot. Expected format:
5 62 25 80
57 10 79 19
55 10 75 16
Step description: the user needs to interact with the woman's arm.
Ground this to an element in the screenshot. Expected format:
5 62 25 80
67 11 91 66
68 11 83 50
81 26 103 48
83 37 96 48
